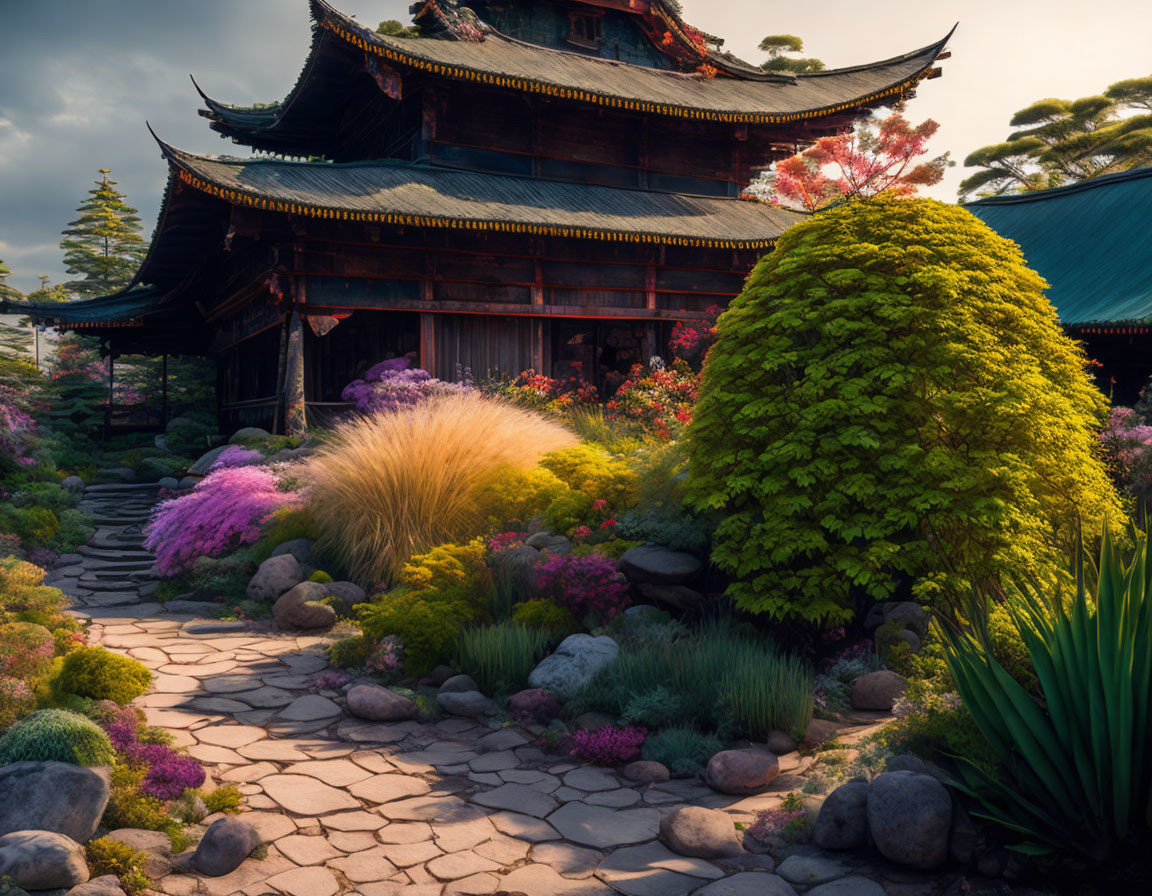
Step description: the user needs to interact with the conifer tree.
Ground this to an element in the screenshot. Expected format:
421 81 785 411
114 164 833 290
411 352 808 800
59 169 147 298
0 259 21 301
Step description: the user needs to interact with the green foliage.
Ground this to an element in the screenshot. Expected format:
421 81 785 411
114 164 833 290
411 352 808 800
687 197 1122 625
539 444 638 510
620 685 683 729
543 491 594 536
475 465 569 529
613 508 708 554
511 598 581 639
641 726 725 777
871 679 994 777
55 646 152 705
86 837 151 896
0 709 114 766
377 18 420 37
203 785 243 814
327 634 370 669
457 621 549 694
758 34 824 73
986 601 1039 692
59 170 147 297
104 763 178 836
251 507 319 564
308 570 333 584
940 524 1152 861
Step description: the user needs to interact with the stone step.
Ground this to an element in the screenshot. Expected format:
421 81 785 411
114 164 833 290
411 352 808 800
78 592 141 607
83 482 164 493
80 580 149 592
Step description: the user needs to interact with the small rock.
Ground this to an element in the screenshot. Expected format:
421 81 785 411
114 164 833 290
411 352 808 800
765 731 797 755
425 665 455 687
527 634 619 698
949 800 980 866
157 476 180 490
247 554 302 602
0 762 110 842
622 761 670 784
618 545 701 585
884 602 930 638
806 878 887 896
270 538 314 566
525 533 571 551
489 546 543 595
813 781 869 850
188 817 262 876
867 771 952 869
67 874 128 896
705 750 779 795
572 711 615 732
230 426 270 443
0 830 89 890
272 581 337 631
178 476 200 489
634 582 705 612
60 475 85 493
346 684 418 722
525 515 547 535
327 581 366 606
437 691 497 718
506 688 562 725
777 855 846 885
106 828 172 878
804 718 840 745
850 670 908 711
187 446 229 476
659 806 743 858
895 629 922 654
440 674 479 694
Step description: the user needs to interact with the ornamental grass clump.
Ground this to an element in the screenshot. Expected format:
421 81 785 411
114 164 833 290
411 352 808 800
941 523 1152 862
307 392 576 582
457 621 549 694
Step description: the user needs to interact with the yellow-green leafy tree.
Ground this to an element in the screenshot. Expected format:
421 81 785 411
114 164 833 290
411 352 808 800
686 196 1122 625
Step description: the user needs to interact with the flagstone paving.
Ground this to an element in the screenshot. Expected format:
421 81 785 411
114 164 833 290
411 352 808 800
54 483 907 896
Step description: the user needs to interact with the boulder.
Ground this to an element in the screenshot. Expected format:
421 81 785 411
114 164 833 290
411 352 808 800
525 533 571 551
270 538 314 566
165 415 198 433
60 475 85 494
850 671 908 711
866 771 952 869
229 427 270 443
895 629 922 654
0 830 89 890
525 515 547 535
436 690 497 718
635 582 705 612
765 730 798 755
0 762 110 842
346 684 419 722
327 581 367 606
884 602 931 639
806 879 887 896
804 718 840 745
506 688 562 725
178 476 201 489
106 828 173 878
490 545 543 595
439 674 479 694
272 581 336 631
777 855 846 886
527 634 619 698
188 817 262 876
618 545 701 586
705 749 779 795
158 476 180 490
187 446 230 476
247 554 302 602
67 875 128 896
659 806 743 858
813 781 869 850
622 761 670 784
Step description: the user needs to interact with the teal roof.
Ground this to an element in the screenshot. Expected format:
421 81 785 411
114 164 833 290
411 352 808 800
965 167 1152 326
0 287 165 326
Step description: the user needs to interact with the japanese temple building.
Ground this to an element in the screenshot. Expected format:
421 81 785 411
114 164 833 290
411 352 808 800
5 0 952 433
966 166 1152 405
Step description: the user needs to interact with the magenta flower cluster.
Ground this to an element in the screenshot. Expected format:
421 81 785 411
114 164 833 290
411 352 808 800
341 357 468 414
569 724 646 765
1100 406 1152 500
104 708 205 800
0 385 35 460
144 466 300 576
535 553 631 622
210 445 264 470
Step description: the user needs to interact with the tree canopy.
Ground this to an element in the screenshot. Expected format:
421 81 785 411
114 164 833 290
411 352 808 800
758 34 824 74
59 169 147 299
959 76 1152 200
0 260 21 302
686 196 1121 625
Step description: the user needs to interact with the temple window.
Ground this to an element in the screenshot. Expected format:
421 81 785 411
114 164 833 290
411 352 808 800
567 12 602 50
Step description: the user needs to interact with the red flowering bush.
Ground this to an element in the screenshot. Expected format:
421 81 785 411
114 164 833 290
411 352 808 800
535 553 630 623
669 307 721 367
607 358 699 442
144 466 301 576
570 724 646 765
481 369 597 416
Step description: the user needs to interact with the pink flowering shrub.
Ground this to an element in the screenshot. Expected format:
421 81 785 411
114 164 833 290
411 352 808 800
103 706 205 800
535 553 631 623
342 357 467 414
144 466 300 576
210 445 263 470
1099 405 1152 500
570 724 646 765
749 795 809 843
0 384 36 460
486 531 526 553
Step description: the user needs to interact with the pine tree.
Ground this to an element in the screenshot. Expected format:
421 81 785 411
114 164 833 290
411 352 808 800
0 259 21 301
59 169 147 298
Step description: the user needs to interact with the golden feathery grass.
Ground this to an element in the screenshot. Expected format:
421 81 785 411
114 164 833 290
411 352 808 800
307 392 577 583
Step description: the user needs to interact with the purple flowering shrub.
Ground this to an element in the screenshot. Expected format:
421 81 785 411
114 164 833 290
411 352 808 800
103 706 205 800
210 445 264 470
748 793 809 843
535 553 631 623
0 383 36 460
1099 406 1152 500
341 356 468 414
144 466 301 576
570 724 646 765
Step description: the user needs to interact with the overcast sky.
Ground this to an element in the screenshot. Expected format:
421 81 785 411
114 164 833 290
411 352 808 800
1 0 1149 293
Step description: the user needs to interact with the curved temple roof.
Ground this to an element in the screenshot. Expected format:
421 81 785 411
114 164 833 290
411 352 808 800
966 167 1152 326
160 142 805 250
199 0 951 148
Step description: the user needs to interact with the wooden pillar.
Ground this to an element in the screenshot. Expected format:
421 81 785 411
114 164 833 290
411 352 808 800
271 315 290 436
531 258 545 373
419 312 436 378
284 311 307 437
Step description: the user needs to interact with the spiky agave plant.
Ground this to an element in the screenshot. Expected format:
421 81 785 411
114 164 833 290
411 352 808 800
940 523 1152 861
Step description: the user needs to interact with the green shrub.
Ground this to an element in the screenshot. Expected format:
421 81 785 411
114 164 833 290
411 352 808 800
871 680 994 776
308 570 334 584
55 646 152 705
613 509 709 554
687 196 1123 625
251 506 320 564
543 490 594 537
103 763 178 835
539 444 638 509
0 709 115 765
457 622 549 694
511 598 581 639
203 785 243 814
327 634 370 669
358 587 476 677
986 602 1039 692
621 685 683 729
475 466 569 529
86 837 151 896
641 726 724 777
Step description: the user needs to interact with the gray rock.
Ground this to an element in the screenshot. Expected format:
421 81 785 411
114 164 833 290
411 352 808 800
178 476 200 489
806 878 887 896
705 749 779 795
635 583 705 611
157 476 180 490
425 665 455 687
895 629 922 654
765 730 798 755
154 434 169 452
165 415 201 434
777 855 846 885
622 761 670 784
619 545 701 586
867 771 952 869
188 817 261 876
229 427 270 443
659 806 743 858
67 874 128 896
0 830 89 890
813 781 869 850
268 447 309 464
272 581 336 631
525 516 547 535
246 553 302 602
528 634 619 698
187 446 230 476
327 581 366 606
572 711 615 732
850 671 908 711
0 762 110 842
269 538 314 566
476 729 529 753
439 674 479 694
106 828 172 878
489 545 543 596
884 602 930 638
691 872 798 896
60 475 85 494
525 533 571 551
437 690 497 718
346 684 419 722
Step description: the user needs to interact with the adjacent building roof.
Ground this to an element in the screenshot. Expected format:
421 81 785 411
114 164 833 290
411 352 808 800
161 143 805 249
966 166 1152 326
0 287 166 327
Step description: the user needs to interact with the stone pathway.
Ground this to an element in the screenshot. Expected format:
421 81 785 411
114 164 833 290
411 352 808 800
54 483 918 896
